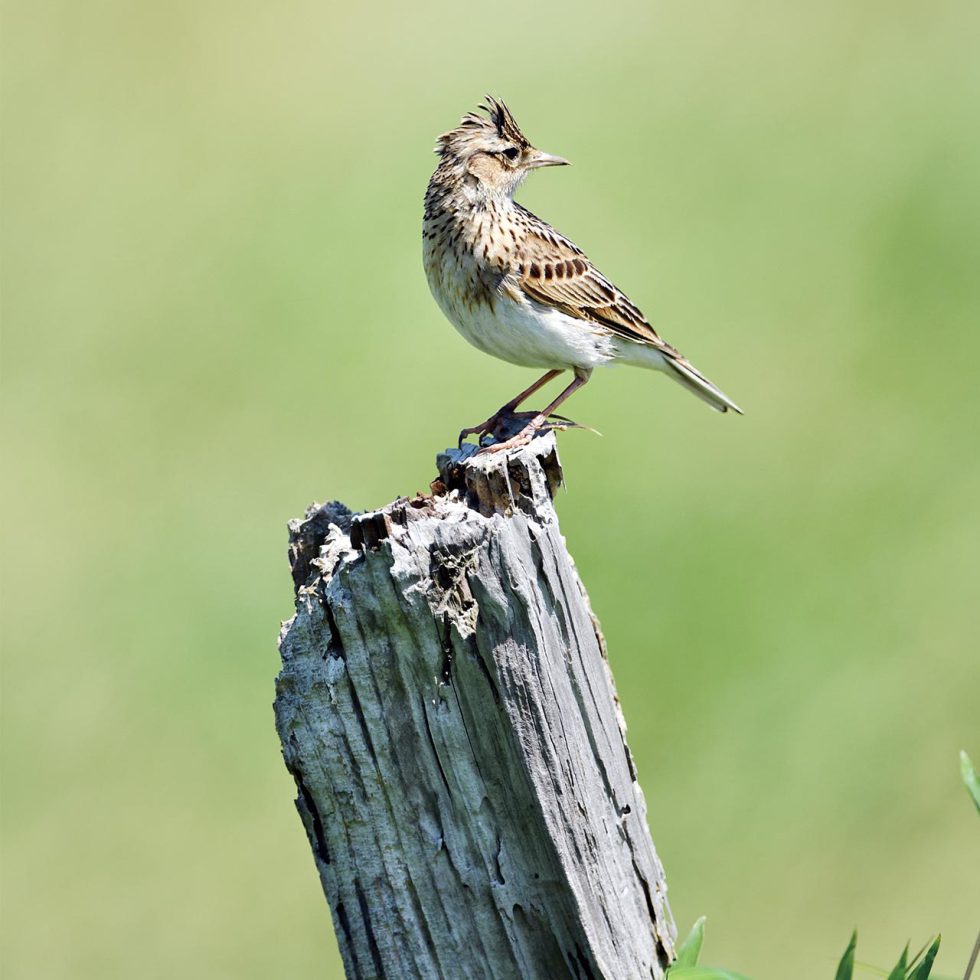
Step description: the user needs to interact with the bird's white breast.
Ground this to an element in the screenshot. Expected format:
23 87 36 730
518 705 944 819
423 236 615 372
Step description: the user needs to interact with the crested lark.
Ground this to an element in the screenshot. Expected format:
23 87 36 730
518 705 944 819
423 97 741 452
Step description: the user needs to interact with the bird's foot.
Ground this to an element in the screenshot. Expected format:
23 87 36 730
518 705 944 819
458 412 505 449
458 407 536 448
475 412 577 455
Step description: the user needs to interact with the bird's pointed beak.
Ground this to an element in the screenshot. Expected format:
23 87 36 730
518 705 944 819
527 149 571 169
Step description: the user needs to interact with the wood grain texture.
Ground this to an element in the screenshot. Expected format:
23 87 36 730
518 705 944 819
275 434 675 979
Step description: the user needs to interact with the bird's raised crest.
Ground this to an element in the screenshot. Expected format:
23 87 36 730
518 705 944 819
479 96 529 147
434 96 529 156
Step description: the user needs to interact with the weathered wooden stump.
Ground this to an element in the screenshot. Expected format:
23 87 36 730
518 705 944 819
275 434 675 979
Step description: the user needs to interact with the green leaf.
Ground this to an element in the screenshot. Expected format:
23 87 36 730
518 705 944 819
665 969 752 980
907 936 930 971
665 915 751 979
884 943 907 980
907 936 940 980
961 751 980 815
835 931 857 980
674 917 707 968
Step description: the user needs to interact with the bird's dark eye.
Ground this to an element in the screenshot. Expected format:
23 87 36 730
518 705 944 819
502 147 520 161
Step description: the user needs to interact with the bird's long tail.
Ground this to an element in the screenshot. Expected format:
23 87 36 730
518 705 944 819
663 355 743 414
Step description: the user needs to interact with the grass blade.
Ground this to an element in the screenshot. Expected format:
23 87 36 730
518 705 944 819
836 932 858 980
961 751 980 815
964 930 980 980
674 917 707 968
884 944 908 980
907 935 940 980
665 969 752 980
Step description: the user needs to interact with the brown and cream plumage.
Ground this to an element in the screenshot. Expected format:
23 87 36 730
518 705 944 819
423 97 741 451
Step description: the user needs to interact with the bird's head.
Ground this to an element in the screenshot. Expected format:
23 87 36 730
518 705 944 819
434 97 569 198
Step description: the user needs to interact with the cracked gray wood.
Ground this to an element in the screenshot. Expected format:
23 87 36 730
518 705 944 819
275 434 675 979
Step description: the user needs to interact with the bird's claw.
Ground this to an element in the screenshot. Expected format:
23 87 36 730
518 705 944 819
458 408 533 448
460 405 589 453
474 412 582 455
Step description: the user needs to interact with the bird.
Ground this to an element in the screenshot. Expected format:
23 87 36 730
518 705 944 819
422 96 741 453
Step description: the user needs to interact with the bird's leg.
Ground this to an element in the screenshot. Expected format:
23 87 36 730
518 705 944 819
479 369 592 454
458 369 563 447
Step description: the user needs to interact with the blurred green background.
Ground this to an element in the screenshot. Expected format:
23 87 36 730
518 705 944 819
3 0 979 977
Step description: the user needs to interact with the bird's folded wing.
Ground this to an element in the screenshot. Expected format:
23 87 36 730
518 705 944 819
513 206 679 356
